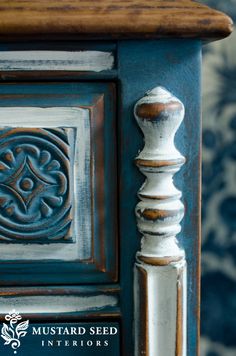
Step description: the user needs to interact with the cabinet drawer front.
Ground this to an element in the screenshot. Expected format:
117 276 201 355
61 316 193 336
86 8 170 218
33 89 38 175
0 83 117 284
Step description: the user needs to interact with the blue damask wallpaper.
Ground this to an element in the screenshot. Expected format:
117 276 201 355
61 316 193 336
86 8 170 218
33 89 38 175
200 1 236 355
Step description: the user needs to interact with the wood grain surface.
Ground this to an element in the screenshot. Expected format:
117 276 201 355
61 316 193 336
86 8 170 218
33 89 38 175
0 0 232 41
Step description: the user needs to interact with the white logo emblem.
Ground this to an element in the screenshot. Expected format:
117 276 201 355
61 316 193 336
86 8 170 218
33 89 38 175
1 310 29 354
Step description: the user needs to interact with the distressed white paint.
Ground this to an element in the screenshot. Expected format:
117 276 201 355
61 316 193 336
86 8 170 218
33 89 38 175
134 87 187 356
134 261 186 356
74 108 92 260
136 235 184 260
0 107 92 261
134 87 185 260
134 87 185 160
0 294 118 314
0 50 114 72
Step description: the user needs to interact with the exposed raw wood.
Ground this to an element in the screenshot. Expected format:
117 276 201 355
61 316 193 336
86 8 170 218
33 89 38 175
134 87 187 356
0 0 232 41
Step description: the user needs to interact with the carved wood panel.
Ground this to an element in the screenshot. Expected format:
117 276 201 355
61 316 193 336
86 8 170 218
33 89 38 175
0 83 117 284
0 127 73 243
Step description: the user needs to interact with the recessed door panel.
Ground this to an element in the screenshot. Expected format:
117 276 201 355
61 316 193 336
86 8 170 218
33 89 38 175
0 83 117 285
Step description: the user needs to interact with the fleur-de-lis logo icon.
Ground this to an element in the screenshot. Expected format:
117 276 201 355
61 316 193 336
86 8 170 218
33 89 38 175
1 310 29 354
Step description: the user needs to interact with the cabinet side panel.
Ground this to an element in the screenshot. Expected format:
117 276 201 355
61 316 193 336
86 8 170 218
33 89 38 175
118 39 201 356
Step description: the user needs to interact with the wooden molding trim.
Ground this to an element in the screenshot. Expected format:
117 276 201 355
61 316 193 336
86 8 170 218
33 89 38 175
0 1 232 41
134 87 187 356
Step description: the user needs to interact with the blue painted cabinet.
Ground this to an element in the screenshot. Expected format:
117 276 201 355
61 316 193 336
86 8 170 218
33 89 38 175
0 40 201 356
0 1 232 356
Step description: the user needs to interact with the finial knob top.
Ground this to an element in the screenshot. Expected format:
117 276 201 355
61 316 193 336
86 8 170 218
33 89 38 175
134 87 185 160
134 86 184 124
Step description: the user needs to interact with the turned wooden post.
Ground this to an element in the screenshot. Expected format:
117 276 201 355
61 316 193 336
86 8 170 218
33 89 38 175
134 87 186 356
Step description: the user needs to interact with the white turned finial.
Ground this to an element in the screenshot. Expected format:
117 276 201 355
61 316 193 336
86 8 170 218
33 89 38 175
134 87 187 356
134 86 185 161
134 87 185 263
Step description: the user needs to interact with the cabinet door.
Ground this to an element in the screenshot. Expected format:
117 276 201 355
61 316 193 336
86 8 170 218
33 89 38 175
0 82 120 355
0 83 117 285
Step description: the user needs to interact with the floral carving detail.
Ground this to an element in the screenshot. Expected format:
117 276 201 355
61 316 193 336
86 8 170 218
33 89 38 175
0 127 73 242
1 310 29 354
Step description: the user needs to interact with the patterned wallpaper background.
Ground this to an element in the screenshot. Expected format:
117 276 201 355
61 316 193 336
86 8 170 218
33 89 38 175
200 1 236 356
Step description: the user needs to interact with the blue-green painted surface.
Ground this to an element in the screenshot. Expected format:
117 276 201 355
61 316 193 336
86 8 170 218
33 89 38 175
118 40 201 356
0 40 202 356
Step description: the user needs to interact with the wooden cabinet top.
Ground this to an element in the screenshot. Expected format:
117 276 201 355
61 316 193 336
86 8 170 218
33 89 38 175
0 0 233 41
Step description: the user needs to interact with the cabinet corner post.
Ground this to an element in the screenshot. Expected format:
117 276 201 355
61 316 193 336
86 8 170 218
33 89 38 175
134 86 187 356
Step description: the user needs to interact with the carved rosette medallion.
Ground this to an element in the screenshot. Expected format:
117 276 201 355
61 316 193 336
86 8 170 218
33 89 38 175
0 127 73 243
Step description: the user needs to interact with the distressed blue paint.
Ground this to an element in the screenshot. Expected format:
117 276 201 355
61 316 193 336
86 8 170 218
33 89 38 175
0 83 117 285
118 39 201 356
0 41 116 53
0 127 73 243
0 40 203 356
